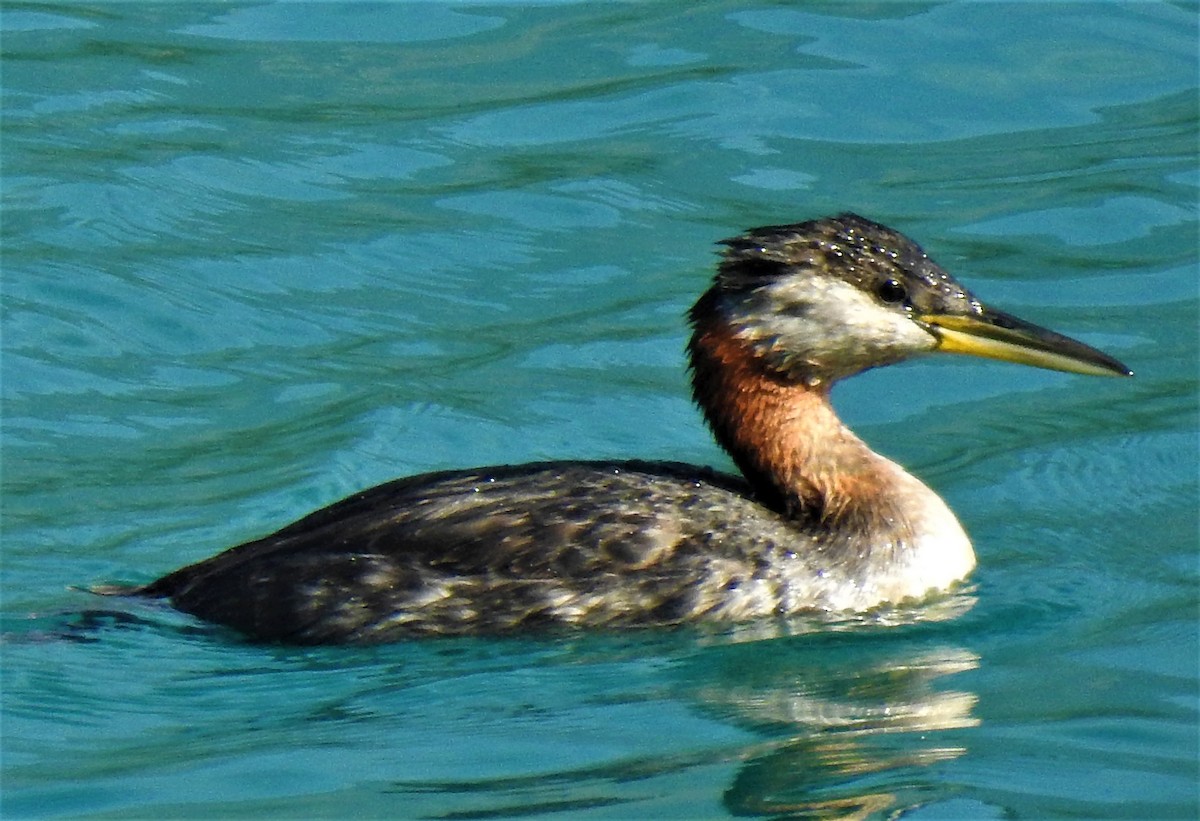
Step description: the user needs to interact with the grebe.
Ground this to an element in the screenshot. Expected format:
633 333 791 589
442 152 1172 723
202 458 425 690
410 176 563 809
99 214 1131 643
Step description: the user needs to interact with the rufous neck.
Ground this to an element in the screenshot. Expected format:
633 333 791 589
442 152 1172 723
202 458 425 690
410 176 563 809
688 314 903 527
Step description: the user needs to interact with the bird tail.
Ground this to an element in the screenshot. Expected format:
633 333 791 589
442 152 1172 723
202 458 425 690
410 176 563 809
85 582 158 598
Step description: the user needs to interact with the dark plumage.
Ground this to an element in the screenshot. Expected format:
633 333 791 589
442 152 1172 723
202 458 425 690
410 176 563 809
131 462 832 642
97 214 1130 643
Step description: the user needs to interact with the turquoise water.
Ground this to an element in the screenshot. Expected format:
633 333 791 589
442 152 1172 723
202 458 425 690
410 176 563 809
2 1 1197 818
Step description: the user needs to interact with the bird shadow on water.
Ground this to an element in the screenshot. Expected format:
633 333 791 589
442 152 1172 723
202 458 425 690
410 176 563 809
373 595 982 821
393 646 980 821
693 638 979 820
5 592 981 821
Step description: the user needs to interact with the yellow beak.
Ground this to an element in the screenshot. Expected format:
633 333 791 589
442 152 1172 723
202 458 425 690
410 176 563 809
920 308 1132 378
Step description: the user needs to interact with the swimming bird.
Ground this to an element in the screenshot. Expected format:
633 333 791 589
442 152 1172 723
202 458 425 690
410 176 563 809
98 214 1131 643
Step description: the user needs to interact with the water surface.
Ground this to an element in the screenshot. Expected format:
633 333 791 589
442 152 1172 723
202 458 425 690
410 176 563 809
2 2 1196 818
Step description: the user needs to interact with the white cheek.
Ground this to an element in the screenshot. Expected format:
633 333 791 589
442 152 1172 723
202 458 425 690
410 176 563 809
730 278 936 376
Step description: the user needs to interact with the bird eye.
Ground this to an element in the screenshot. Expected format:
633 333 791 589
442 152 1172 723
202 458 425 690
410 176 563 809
877 278 908 305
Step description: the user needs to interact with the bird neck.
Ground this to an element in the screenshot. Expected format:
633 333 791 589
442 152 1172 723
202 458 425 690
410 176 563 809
688 314 911 533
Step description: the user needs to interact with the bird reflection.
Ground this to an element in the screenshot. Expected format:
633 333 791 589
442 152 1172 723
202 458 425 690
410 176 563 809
706 645 979 819
381 604 980 820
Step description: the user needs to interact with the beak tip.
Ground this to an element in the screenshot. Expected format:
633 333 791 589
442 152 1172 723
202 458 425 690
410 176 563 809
1104 357 1134 378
